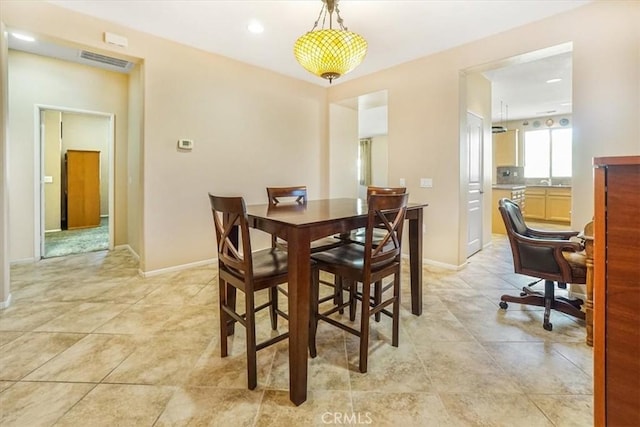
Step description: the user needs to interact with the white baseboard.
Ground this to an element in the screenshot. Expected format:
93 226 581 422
140 258 216 278
1 293 12 309
401 253 466 271
423 258 467 271
10 257 36 265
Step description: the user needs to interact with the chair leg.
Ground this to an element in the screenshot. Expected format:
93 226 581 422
348 280 357 322
269 287 278 330
219 278 229 358
244 290 257 390
226 284 237 336
309 268 320 358
392 274 400 347
543 280 554 331
335 275 344 314
359 282 371 373
374 280 382 322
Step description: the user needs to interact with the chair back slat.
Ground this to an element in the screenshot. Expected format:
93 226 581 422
365 194 409 269
267 186 307 206
209 194 253 278
366 186 406 197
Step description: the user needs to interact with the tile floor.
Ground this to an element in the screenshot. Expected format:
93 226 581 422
0 235 593 426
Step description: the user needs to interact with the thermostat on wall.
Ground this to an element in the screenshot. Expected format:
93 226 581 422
177 139 193 150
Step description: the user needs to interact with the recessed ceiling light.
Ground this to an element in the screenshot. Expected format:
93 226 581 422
247 20 264 34
546 78 562 83
11 32 35 42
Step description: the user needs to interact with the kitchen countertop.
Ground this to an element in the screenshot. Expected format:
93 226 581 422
492 184 526 190
525 184 572 188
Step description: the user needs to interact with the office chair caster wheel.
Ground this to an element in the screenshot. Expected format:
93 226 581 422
543 322 553 331
499 301 508 310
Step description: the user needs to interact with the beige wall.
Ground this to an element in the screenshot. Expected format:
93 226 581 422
1 23 10 306
43 110 61 231
2 0 638 275
1 0 328 272
127 64 143 258
7 50 129 261
329 0 639 267
370 135 389 187
329 103 359 198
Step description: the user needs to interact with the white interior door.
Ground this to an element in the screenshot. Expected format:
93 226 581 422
467 112 483 257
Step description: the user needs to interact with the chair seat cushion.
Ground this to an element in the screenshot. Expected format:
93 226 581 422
311 243 396 271
310 236 345 252
252 248 289 278
562 250 587 281
348 228 387 243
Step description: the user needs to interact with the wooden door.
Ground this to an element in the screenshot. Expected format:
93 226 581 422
66 150 100 229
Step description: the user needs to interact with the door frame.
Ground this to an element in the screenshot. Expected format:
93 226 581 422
34 104 115 259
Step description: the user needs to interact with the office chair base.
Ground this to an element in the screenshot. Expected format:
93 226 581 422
499 280 585 330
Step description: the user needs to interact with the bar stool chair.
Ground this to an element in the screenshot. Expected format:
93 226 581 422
266 186 345 327
348 186 406 321
208 193 291 390
309 193 409 373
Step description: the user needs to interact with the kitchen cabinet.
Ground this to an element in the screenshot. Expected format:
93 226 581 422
493 129 519 166
523 188 546 220
593 156 640 426
491 185 525 234
546 189 572 222
524 186 571 223
65 150 101 229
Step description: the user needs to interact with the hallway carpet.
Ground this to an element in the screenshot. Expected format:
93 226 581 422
44 217 108 258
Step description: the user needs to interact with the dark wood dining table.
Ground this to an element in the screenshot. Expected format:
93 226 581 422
246 198 427 405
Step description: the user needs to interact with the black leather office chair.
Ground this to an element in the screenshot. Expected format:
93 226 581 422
498 198 586 331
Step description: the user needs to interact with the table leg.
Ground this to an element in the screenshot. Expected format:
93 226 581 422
409 208 423 315
287 227 311 406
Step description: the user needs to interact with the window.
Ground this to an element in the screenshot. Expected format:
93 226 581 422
358 138 372 186
524 128 572 178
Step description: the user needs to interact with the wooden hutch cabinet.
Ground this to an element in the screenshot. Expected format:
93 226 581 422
593 156 640 426
64 150 101 229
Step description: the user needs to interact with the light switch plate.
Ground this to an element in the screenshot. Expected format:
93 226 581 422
420 178 433 188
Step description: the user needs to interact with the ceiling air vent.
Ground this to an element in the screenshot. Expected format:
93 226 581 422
79 50 133 71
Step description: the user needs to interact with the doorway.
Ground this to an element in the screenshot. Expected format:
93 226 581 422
39 107 114 258
329 90 389 199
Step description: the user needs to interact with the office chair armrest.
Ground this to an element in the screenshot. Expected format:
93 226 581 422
527 227 580 240
514 233 583 252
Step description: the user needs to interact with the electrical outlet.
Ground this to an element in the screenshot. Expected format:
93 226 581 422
399 178 406 186
177 139 193 150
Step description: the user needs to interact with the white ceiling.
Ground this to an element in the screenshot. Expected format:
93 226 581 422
10 0 588 120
